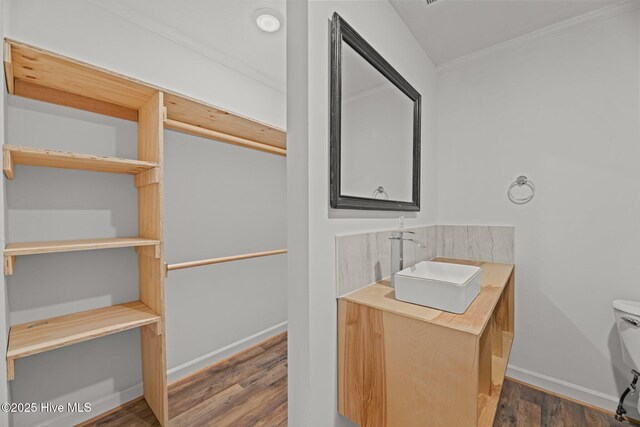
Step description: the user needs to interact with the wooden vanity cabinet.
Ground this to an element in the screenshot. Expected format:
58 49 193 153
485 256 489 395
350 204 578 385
338 259 515 427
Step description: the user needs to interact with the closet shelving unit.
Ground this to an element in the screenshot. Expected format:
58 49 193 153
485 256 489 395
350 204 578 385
2 38 287 426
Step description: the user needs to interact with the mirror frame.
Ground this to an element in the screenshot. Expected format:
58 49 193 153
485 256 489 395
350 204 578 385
330 12 421 212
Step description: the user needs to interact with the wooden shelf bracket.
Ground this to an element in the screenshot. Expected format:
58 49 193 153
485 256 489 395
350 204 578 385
4 255 15 276
134 167 160 188
6 359 14 381
136 244 161 259
3 40 13 94
3 146 14 180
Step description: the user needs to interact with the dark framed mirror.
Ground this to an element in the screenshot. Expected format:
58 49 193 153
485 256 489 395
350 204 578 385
330 12 421 211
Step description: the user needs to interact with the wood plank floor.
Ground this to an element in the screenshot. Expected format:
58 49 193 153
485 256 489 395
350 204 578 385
494 378 632 427
79 332 629 426
78 332 287 427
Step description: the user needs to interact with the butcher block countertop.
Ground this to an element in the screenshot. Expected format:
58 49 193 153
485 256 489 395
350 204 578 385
340 257 514 336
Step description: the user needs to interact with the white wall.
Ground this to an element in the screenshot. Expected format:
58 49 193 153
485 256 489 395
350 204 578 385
5 1 286 425
438 7 640 414
287 1 438 425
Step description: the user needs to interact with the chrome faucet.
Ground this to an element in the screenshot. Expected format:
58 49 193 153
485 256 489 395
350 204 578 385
389 230 425 288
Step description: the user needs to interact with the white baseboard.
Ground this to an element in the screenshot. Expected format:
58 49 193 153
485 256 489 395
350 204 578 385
506 364 635 417
30 322 288 427
31 382 144 427
167 321 288 384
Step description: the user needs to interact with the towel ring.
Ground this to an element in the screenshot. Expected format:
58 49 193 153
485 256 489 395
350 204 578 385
508 175 535 205
372 186 389 200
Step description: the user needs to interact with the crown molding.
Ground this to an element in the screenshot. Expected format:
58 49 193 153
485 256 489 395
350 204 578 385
86 0 285 94
437 0 640 74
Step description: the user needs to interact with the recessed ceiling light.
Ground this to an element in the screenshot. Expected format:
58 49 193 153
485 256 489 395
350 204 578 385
256 12 281 33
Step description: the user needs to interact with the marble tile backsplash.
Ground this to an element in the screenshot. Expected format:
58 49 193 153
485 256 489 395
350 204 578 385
336 224 514 296
336 226 437 297
437 225 514 264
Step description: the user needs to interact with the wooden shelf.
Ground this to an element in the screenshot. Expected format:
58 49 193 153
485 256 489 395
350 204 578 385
164 93 286 151
4 237 159 257
3 145 159 179
4 39 286 152
6 301 161 379
3 237 160 276
478 332 514 427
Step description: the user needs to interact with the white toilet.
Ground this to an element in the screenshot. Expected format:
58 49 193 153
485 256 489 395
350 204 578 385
613 299 640 414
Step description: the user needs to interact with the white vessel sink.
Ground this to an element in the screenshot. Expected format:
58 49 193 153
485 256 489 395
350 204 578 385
394 261 482 314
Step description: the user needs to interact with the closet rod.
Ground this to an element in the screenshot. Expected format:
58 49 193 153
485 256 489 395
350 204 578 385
164 119 287 157
166 249 287 274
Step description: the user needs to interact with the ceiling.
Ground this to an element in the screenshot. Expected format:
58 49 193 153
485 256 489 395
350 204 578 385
94 0 623 92
389 0 620 66
95 0 286 92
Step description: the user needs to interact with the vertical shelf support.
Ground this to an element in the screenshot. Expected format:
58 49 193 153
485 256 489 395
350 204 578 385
137 91 169 426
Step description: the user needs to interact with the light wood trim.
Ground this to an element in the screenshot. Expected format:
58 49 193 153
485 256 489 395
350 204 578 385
3 146 13 180
14 80 138 121
147 319 163 336
506 271 515 333
134 167 160 187
3 40 13 94
6 301 161 366
135 245 161 259
478 332 514 427
4 237 159 257
164 119 286 157
478 321 493 398
166 249 287 273
6 359 14 381
491 305 504 358
3 255 14 276
477 273 515 427
138 91 169 426
3 145 158 178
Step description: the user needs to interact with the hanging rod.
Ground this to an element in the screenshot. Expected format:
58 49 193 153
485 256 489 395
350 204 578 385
165 249 287 275
164 119 287 157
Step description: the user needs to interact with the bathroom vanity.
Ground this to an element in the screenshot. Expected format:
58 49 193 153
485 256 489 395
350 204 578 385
338 258 514 427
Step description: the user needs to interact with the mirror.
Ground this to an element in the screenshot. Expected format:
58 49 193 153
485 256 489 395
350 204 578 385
330 12 421 211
